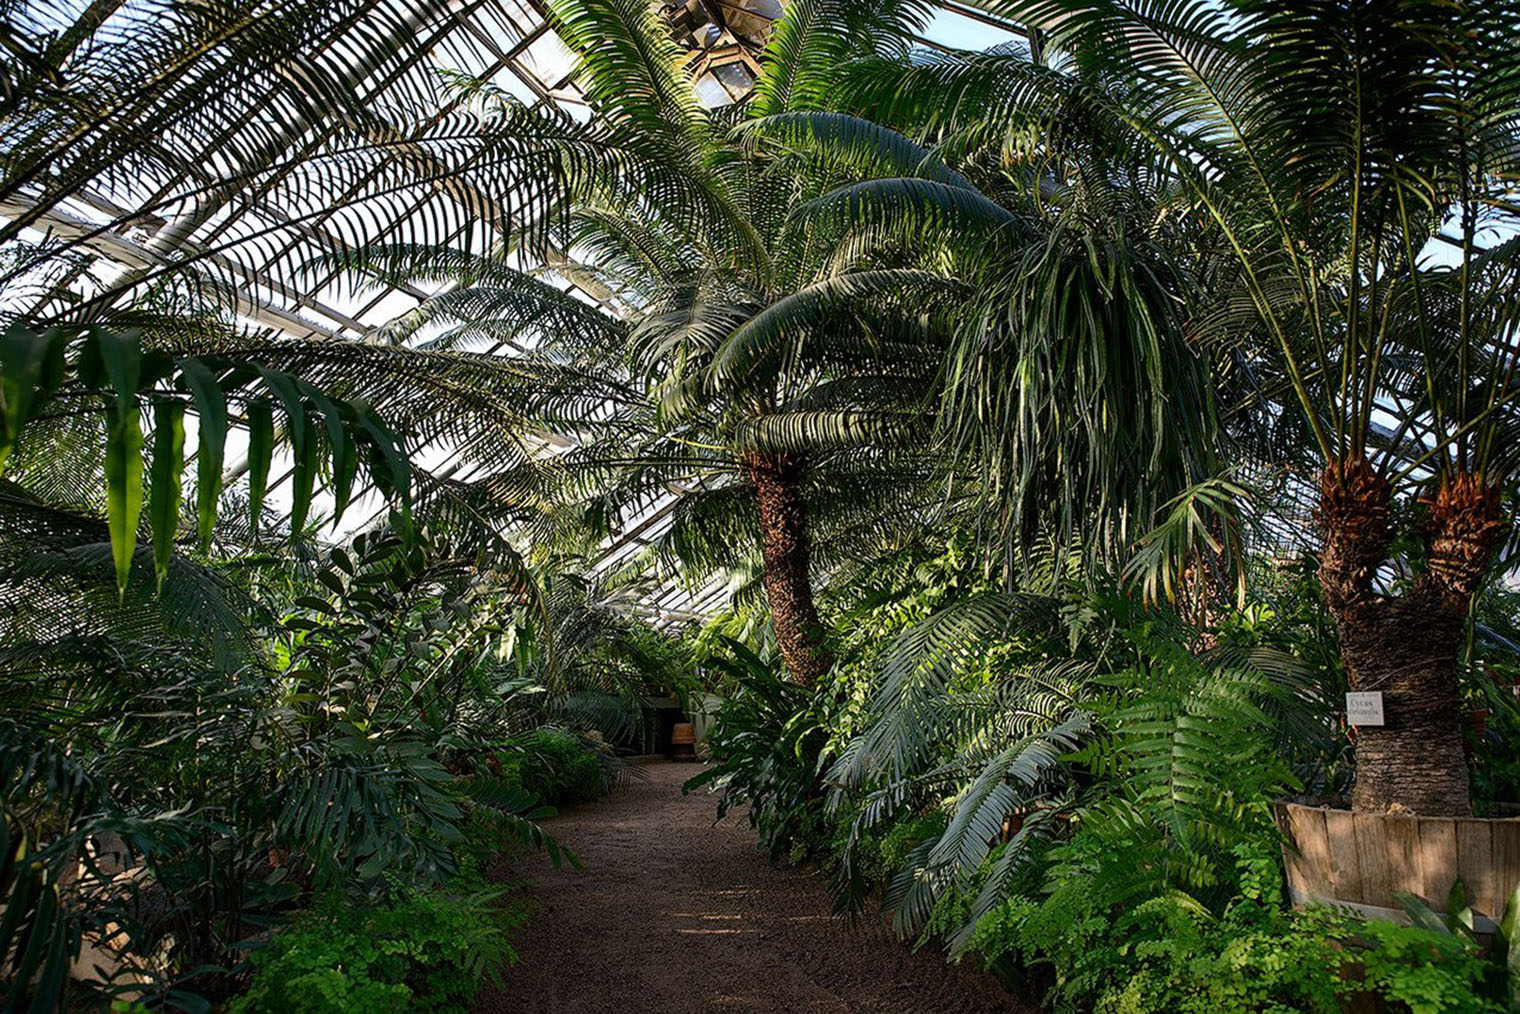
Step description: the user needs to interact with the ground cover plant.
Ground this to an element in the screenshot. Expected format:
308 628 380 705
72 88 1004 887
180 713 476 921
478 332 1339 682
226 886 525 1014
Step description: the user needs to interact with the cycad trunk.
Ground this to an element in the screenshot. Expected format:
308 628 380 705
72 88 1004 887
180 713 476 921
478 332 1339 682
1319 460 1504 815
743 452 832 685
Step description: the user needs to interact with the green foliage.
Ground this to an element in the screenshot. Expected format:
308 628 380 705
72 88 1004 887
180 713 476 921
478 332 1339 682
227 888 524 1014
271 530 557 891
520 570 696 746
1461 585 1520 816
821 573 1323 944
0 528 572 1011
975 841 1501 1014
14 4 1520 1014
684 638 836 862
938 627 1501 1014
507 729 606 806
0 325 412 594
938 631 1313 1006
828 801 946 892
1212 557 1351 798
1397 878 1520 1012
1070 636 1304 909
1122 477 1249 615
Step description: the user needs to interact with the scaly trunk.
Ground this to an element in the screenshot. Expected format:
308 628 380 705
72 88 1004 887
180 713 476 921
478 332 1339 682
743 451 831 685
1319 461 1504 815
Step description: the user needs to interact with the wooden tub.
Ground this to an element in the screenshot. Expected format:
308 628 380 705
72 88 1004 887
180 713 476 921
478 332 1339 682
1276 802 1520 931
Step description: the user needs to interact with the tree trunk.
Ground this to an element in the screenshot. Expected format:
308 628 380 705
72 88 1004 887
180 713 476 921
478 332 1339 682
1318 460 1504 815
743 451 832 685
1332 589 1472 813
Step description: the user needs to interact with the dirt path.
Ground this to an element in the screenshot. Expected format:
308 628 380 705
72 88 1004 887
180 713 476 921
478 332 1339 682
474 761 1027 1014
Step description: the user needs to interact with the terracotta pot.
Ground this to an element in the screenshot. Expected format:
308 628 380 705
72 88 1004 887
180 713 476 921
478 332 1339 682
670 722 697 761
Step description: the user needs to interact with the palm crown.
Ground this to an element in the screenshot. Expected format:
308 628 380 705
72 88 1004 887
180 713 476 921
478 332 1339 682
975 0 1520 813
341 0 977 684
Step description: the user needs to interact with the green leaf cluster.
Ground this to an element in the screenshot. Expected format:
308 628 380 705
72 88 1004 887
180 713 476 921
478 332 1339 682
501 728 608 807
975 842 1502 1014
0 325 411 594
683 638 838 863
227 888 525 1014
0 528 574 1012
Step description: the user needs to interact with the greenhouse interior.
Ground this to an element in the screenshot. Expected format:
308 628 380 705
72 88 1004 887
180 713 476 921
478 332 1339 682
5 0 1520 1011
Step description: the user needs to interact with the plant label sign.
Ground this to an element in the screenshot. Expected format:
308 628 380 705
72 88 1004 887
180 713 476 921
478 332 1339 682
1346 691 1385 726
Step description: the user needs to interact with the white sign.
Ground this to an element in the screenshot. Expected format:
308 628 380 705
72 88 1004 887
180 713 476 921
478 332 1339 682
1346 691 1385 727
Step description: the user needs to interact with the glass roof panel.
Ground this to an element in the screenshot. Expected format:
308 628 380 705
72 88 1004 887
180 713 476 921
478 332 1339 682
5 0 1029 621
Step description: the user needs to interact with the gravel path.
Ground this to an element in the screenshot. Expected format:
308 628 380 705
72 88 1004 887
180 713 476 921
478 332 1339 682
474 760 1027 1014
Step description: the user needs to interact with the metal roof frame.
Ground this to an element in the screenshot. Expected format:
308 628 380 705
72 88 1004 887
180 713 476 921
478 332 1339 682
2 0 1031 624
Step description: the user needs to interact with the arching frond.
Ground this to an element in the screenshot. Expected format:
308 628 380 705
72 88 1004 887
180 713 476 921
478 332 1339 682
738 112 976 190
711 269 963 387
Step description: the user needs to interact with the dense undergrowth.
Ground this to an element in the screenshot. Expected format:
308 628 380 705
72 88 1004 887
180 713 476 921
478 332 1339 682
691 535 1520 1014
1 513 683 1011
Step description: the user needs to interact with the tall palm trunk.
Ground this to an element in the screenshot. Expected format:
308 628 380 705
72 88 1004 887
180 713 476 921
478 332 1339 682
1318 459 1504 815
743 451 832 685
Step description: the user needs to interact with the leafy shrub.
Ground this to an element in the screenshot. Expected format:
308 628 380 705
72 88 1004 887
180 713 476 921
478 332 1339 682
684 639 835 863
973 844 1500 1014
227 887 524 1014
509 729 603 806
953 642 1501 1014
814 609 1500 1012
830 804 947 890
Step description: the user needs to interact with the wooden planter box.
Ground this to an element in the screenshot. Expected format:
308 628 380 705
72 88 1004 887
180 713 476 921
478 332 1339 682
1276 802 1520 931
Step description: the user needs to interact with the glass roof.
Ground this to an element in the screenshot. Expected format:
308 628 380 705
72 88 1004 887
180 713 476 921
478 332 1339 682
2 0 1027 624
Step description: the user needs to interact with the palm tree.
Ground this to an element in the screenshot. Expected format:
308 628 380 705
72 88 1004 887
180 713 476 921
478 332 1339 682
982 0 1520 814
779 25 1226 581
0 0 631 597
336 0 968 685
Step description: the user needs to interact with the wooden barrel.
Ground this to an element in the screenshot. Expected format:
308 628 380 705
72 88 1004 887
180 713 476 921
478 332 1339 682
1276 802 1520 931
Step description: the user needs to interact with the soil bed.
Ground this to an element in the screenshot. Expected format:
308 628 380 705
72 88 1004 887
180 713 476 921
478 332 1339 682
474 760 1027 1013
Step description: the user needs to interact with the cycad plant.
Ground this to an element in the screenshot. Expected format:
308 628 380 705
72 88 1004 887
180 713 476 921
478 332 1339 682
339 0 978 685
827 580 1321 950
2 0 631 584
1 0 578 304
982 0 1520 813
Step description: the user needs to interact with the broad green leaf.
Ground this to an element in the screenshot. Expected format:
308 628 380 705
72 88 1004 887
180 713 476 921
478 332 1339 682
331 427 358 525
1447 877 1476 939
1499 880 1520 944
97 329 146 594
0 326 64 473
180 358 227 550
353 401 410 505
1499 880 1520 1011
1395 890 1453 934
104 406 145 598
149 399 186 591
95 330 142 425
247 401 274 535
289 422 318 532
301 383 356 527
